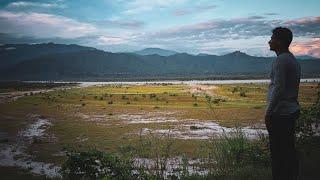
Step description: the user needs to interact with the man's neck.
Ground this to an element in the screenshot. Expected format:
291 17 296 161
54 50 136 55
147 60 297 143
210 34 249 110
275 48 290 56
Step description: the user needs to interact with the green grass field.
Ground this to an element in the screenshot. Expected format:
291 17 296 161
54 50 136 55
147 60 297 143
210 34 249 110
0 82 319 179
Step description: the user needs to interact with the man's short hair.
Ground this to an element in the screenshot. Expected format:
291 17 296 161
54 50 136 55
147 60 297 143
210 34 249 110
272 27 293 48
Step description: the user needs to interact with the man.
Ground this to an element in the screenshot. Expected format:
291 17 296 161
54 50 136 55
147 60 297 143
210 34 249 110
265 27 301 180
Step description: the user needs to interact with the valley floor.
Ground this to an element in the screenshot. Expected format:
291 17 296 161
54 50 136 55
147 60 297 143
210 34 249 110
0 81 319 179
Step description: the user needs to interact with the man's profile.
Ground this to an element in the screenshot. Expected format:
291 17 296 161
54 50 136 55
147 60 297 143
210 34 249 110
265 27 301 180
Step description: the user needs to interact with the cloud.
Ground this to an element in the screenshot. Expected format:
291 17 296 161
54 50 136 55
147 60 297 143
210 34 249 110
149 16 320 41
172 9 190 16
284 16 320 36
0 11 96 39
194 5 217 11
128 16 320 56
7 1 65 9
122 0 188 14
264 13 278 16
247 15 265 20
290 38 320 57
93 19 145 29
0 5 319 58
172 4 217 16
97 36 128 45
150 17 272 41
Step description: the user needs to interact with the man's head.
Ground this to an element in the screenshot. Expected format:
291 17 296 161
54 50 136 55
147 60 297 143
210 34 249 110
268 27 293 51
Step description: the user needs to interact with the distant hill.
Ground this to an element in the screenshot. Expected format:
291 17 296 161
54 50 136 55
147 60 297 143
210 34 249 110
296 55 317 60
1 43 319 81
0 42 96 70
133 48 178 56
197 53 211 56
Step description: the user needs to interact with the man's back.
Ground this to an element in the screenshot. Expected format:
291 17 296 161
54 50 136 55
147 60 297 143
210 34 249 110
267 52 301 115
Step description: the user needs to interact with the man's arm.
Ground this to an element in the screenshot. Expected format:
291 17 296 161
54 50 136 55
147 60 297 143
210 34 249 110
266 59 286 116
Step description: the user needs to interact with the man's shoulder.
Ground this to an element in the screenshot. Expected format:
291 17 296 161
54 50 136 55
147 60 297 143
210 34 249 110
277 52 296 60
276 52 296 65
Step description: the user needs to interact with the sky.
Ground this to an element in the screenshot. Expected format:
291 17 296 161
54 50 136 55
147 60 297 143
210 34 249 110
0 0 319 57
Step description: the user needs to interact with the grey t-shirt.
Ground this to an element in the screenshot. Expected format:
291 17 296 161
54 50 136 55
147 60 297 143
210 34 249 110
266 52 301 116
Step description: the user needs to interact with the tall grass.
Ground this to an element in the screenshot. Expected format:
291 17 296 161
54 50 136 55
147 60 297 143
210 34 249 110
60 92 276 179
60 127 271 179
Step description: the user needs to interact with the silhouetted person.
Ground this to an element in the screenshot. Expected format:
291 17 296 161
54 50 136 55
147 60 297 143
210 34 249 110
265 27 301 180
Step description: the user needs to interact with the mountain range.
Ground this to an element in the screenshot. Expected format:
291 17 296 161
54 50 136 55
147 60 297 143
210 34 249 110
0 43 319 81
133 48 178 56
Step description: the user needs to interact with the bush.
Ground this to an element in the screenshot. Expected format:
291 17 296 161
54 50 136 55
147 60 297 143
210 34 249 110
60 149 136 179
190 126 205 130
239 90 246 97
295 90 320 141
60 128 271 179
122 95 128 100
201 128 270 176
231 87 239 93
149 94 157 98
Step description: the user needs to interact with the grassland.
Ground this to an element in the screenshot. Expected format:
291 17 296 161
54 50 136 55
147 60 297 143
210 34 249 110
0 82 319 179
0 81 78 93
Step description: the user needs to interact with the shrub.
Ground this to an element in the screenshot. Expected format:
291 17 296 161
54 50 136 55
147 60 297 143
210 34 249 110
231 87 239 93
201 128 270 175
149 94 157 98
240 90 246 97
60 149 136 179
122 95 127 100
190 126 205 130
295 90 320 141
253 106 262 109
60 128 271 179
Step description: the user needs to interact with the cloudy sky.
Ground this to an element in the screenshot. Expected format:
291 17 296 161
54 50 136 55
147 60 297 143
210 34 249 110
0 0 319 57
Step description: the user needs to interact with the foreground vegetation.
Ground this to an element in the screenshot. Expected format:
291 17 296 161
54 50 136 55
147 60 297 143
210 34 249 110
0 82 319 179
61 88 320 179
61 128 271 179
